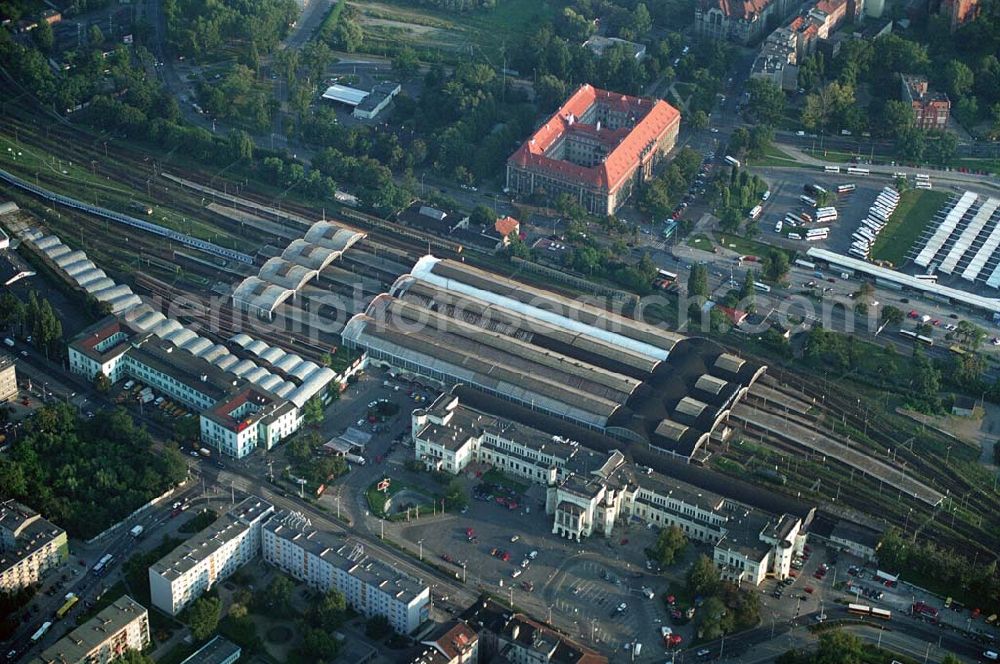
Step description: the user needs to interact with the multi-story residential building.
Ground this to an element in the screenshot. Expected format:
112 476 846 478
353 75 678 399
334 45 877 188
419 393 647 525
178 635 242 664
0 352 17 403
901 75 951 130
414 394 811 586
695 0 801 44
506 84 680 216
461 598 608 664
262 511 430 634
0 500 68 593
750 27 800 91
68 319 304 459
938 0 979 30
409 622 479 664
149 497 274 616
29 595 149 664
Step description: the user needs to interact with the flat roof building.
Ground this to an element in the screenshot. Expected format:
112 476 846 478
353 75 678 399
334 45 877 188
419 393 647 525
0 499 68 593
149 497 274 616
0 352 17 404
262 511 430 634
177 635 242 664
29 595 149 664
506 84 681 216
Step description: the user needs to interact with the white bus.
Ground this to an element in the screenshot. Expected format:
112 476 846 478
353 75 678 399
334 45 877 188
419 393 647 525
824 165 841 173
807 227 830 236
753 281 772 292
749 205 763 220
875 193 898 205
31 622 52 643
836 183 856 194
914 274 938 283
858 229 876 242
881 186 900 198
724 155 741 168
915 181 933 189
806 233 828 242
800 195 818 208
657 269 679 281
915 173 930 181
794 259 817 269
92 553 114 576
849 247 869 258
846 166 870 176
815 209 838 222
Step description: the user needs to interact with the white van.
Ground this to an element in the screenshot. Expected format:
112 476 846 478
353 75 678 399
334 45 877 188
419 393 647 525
984 651 998 661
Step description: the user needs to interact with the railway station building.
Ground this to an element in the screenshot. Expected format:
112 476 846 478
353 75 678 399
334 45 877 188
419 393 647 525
412 392 810 587
344 255 764 459
506 84 681 216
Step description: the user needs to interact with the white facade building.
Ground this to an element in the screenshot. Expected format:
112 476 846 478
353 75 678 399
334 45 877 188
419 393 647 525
414 394 811 586
262 511 430 634
0 500 69 593
149 498 274 616
29 595 149 664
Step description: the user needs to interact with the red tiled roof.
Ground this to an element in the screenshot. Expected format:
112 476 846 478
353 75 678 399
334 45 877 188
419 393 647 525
508 84 680 194
495 216 520 237
705 0 775 19
76 320 121 351
431 622 478 659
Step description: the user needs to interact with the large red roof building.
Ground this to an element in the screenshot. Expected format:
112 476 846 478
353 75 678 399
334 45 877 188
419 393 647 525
506 84 681 216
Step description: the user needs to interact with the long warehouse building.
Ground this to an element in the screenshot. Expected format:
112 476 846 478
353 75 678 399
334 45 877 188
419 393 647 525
343 256 765 459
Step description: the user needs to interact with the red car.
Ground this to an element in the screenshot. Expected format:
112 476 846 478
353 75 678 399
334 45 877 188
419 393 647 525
804 586 814 594
501 552 511 562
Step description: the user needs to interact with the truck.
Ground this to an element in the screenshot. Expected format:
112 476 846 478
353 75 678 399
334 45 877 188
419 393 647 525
345 453 366 466
129 525 144 538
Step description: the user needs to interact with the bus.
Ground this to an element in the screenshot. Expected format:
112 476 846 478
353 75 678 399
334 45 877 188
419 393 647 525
748 205 763 220
31 622 52 643
788 232 802 240
915 173 930 181
799 212 813 224
849 248 868 258
56 595 79 620
753 281 772 292
881 186 900 198
724 155 741 168
794 259 816 270
92 553 114 576
804 183 828 196
807 227 830 237
914 274 938 283
846 166 870 176
836 183 856 194
824 166 841 173
806 233 828 242
657 269 678 281
815 209 838 222
799 195 817 208
847 604 892 620
916 181 933 189
949 344 967 355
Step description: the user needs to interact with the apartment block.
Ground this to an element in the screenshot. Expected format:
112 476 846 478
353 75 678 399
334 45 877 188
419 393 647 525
29 595 149 664
0 499 68 593
0 352 17 403
262 511 430 634
149 497 274 616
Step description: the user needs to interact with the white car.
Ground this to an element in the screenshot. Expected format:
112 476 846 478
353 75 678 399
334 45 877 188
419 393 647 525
616 602 628 613
528 550 538 559
511 568 522 578
697 649 711 657
521 559 530 568
510 535 520 543
709 127 720 133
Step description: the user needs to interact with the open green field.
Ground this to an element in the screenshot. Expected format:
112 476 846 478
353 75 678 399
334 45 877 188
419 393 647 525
751 145 807 169
351 0 555 59
870 189 949 266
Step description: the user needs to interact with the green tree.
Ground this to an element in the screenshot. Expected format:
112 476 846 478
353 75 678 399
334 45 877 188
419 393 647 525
697 595 732 639
686 554 720 597
117 651 156 664
392 46 420 79
913 346 941 405
444 479 467 509
881 100 915 138
535 74 567 113
187 596 221 641
689 110 710 130
89 24 104 46
301 628 341 662
896 127 926 163
880 305 904 327
739 269 756 312
332 19 363 52
470 205 495 227
747 78 786 126
365 614 392 639
688 263 709 299
228 129 254 162
32 20 54 52
93 372 111 393
649 525 687 567
762 249 790 282
303 396 325 425
265 574 295 613
815 630 862 664
309 590 347 630
943 59 975 100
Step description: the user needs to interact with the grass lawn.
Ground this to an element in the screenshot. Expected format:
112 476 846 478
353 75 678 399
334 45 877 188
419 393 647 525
749 145 809 169
352 0 554 59
716 234 795 261
952 158 1000 175
870 189 949 266
687 233 714 250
